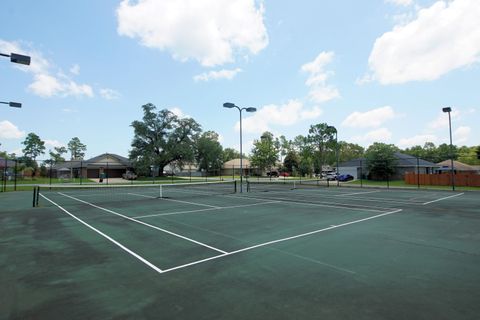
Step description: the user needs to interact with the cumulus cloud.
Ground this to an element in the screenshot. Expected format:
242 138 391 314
116 0 268 67
385 0 413 6
350 128 393 145
427 109 460 129
454 126 471 144
70 64 80 75
397 134 439 148
0 39 94 98
193 68 242 82
44 139 66 149
367 0 480 84
0 120 26 139
100 88 121 100
235 100 323 134
301 51 340 103
341 106 398 128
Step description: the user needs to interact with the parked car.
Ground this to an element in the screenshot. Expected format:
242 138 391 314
279 172 290 177
322 172 338 181
266 171 279 177
337 174 354 182
122 171 137 180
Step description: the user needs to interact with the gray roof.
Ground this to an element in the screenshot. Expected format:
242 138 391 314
0 157 16 168
339 152 438 168
51 153 132 170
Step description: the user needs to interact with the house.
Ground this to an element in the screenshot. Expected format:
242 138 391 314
435 160 479 174
221 158 255 177
338 152 438 180
51 153 133 179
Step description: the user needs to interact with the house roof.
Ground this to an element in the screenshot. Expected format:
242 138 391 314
339 152 438 168
51 153 132 169
223 158 251 168
436 160 477 171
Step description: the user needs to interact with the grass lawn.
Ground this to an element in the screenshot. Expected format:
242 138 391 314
348 179 480 191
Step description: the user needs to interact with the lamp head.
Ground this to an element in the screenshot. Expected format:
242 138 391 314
223 102 236 109
9 102 22 108
245 107 256 112
442 107 452 113
10 53 31 65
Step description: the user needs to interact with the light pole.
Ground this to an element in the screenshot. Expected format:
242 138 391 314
1 51 30 109
223 102 257 192
327 126 339 186
0 101 22 108
442 107 455 191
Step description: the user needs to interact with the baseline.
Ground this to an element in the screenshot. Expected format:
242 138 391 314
422 192 465 205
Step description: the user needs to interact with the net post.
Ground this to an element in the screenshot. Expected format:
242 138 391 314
159 185 163 198
32 186 36 207
36 187 40 207
14 159 18 191
416 156 420 189
234 180 237 193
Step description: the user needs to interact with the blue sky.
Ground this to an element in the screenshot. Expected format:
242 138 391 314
1 0 479 159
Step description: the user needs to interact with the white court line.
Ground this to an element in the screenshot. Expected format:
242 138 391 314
58 192 227 254
133 201 281 219
40 194 164 274
237 194 388 213
128 192 220 208
335 190 381 197
161 208 403 273
422 193 464 205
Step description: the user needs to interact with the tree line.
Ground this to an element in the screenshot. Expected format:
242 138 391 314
1 102 479 178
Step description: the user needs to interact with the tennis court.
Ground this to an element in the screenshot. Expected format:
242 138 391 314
1 181 479 319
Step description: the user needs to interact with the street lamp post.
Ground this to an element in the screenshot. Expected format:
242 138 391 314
327 126 339 186
0 101 22 108
1 51 30 109
223 102 257 192
442 107 455 191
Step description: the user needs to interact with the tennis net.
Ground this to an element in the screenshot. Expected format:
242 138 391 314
246 179 328 193
33 180 237 207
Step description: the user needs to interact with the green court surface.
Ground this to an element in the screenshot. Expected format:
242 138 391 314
1 183 479 319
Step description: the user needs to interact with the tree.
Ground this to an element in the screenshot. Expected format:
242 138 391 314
68 137 87 160
283 150 299 173
338 142 364 163
308 123 336 174
195 131 223 172
292 135 314 176
250 131 279 172
436 143 458 162
48 147 67 164
222 148 240 162
22 133 45 161
365 142 399 180
129 103 201 176
457 146 480 165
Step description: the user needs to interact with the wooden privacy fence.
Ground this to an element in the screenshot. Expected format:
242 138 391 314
405 173 480 187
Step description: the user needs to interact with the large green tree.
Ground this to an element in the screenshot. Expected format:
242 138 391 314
195 131 223 172
48 146 67 164
250 131 279 172
283 150 299 173
222 148 240 162
68 137 87 160
307 123 336 174
129 103 201 176
22 132 45 161
292 135 314 176
365 142 399 180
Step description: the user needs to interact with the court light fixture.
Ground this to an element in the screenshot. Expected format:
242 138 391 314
0 52 31 65
0 101 22 108
223 102 257 192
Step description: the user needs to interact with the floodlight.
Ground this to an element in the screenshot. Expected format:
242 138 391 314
223 102 236 109
442 107 452 113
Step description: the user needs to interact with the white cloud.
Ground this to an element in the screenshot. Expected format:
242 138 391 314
301 51 339 103
397 134 438 148
368 0 480 84
385 0 413 6
70 64 80 75
0 39 94 98
0 120 26 139
100 88 121 100
116 0 268 67
193 68 242 82
427 109 460 129
350 128 393 146
454 126 471 144
169 107 192 119
342 106 397 128
44 139 65 149
235 100 323 134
